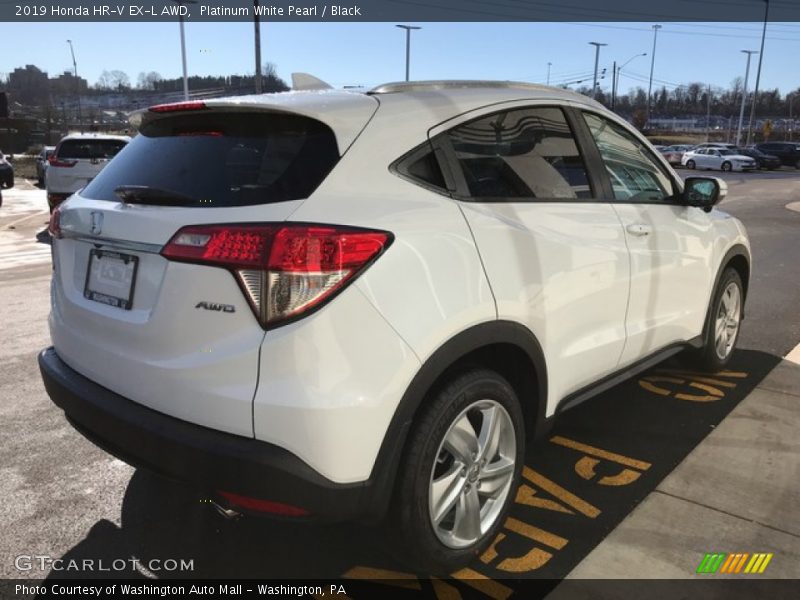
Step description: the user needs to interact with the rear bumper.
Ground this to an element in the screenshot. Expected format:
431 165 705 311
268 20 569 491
39 347 371 521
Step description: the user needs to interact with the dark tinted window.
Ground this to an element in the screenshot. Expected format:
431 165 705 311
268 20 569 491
404 150 446 189
58 139 127 159
446 107 592 200
81 112 339 207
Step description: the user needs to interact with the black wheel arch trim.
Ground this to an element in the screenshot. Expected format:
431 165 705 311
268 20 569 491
699 243 750 346
365 320 548 520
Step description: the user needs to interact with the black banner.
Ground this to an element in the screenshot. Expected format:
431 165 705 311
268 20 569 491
2 0 800 23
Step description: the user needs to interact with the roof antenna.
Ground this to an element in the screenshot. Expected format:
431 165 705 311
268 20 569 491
291 73 334 91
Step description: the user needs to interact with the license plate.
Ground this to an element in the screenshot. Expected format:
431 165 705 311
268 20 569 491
83 249 138 310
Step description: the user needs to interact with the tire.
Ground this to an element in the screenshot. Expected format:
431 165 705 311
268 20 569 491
684 268 744 372
721 161 732 172
393 369 525 573
685 160 696 170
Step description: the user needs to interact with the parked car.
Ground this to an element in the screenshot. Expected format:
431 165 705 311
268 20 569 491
753 142 800 169
660 144 695 166
682 147 757 172
0 150 14 188
36 146 56 184
46 134 130 211
39 81 750 571
738 147 781 170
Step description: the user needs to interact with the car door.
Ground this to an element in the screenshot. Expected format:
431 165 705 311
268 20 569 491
579 110 716 366
707 149 724 170
430 104 631 410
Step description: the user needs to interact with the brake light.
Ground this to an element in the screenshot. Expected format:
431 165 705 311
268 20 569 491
162 224 392 327
48 205 62 238
48 156 77 168
149 101 207 113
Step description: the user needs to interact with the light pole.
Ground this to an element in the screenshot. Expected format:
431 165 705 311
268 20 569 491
736 50 758 147
788 93 795 141
589 42 607 99
613 52 646 110
66 40 82 132
646 24 662 128
172 0 197 100
254 0 262 93
546 62 552 86
746 0 770 146
396 25 421 82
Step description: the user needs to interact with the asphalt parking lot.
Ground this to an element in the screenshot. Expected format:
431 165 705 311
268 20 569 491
1 169 799 597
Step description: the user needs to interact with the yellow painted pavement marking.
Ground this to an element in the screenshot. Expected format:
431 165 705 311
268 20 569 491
550 436 652 470
450 568 514 600
520 466 601 517
341 566 421 590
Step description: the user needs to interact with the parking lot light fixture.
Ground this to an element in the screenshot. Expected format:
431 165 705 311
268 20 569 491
736 50 758 147
66 40 83 132
613 52 646 110
589 42 607 100
646 24 662 128
396 25 421 82
172 0 198 101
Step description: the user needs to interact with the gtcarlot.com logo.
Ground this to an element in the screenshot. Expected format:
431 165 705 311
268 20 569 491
15 555 194 573
697 552 773 574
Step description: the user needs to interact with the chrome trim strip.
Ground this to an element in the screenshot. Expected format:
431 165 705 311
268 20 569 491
60 231 162 254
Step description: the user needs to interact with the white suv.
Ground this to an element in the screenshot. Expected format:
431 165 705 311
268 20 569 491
40 82 750 570
46 133 130 212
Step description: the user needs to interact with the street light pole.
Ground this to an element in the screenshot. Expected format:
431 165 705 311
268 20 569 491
589 42 607 100
66 40 82 132
172 0 197 100
546 62 552 86
737 50 758 147
613 52 646 111
646 24 662 128
789 93 795 141
396 25 421 82
254 0 262 93
745 0 770 146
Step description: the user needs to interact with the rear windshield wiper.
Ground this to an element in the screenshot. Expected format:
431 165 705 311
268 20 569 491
114 185 198 207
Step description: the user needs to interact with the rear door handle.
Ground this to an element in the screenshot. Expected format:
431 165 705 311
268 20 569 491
626 223 652 237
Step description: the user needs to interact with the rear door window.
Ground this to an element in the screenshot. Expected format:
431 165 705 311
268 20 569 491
445 106 593 201
81 112 340 207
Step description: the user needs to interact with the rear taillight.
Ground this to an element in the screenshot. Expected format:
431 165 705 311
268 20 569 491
48 156 77 168
48 205 62 238
162 224 392 328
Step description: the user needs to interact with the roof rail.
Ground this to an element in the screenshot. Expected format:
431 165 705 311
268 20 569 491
368 80 554 95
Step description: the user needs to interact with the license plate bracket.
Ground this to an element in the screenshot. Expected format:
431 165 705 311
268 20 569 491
83 249 138 310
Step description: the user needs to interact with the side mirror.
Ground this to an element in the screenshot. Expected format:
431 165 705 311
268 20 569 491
683 177 727 212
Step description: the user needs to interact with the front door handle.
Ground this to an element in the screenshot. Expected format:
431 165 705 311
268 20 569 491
626 223 652 237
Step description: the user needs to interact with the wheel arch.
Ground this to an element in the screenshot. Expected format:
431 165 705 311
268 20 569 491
362 320 548 521
702 244 751 342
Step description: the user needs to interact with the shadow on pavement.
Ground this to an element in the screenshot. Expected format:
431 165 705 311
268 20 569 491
43 349 784 594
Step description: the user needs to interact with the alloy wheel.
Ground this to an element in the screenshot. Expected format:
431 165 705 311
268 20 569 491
714 281 741 360
428 400 516 549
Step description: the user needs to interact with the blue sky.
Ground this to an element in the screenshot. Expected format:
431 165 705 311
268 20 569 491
2 21 800 95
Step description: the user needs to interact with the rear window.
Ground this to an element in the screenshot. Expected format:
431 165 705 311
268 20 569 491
57 139 127 159
81 112 340 207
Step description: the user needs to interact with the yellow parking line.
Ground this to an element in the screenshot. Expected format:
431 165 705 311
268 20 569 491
341 566 421 590
521 466 601 517
550 436 652 470
450 568 514 600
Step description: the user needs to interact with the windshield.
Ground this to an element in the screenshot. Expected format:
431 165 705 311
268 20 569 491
81 112 340 208
58 139 127 159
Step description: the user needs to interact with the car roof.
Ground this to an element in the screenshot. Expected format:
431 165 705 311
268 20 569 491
138 81 608 154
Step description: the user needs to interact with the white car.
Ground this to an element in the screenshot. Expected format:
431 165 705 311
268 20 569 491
39 81 750 571
682 147 757 172
46 133 129 211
